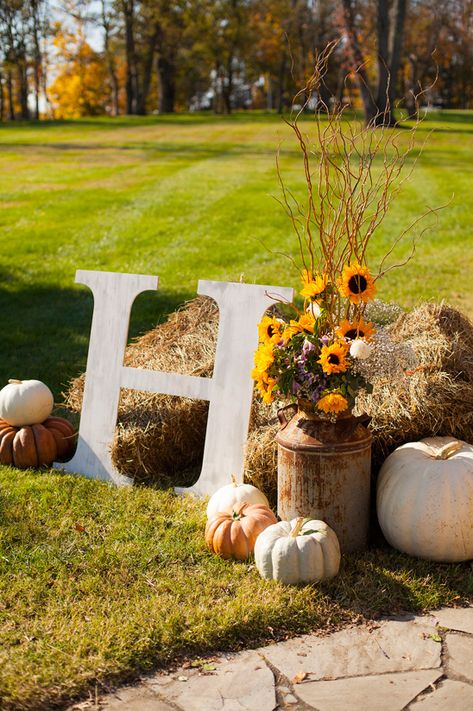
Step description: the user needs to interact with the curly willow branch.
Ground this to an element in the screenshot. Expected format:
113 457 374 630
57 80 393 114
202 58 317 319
275 41 444 325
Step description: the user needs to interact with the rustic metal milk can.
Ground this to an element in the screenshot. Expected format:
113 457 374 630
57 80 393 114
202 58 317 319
276 402 372 553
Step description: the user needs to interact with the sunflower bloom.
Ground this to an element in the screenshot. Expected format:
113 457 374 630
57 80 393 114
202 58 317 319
300 273 329 302
255 375 277 404
283 313 315 342
258 315 283 344
253 342 274 372
317 392 349 414
336 316 375 341
319 341 349 374
338 263 376 304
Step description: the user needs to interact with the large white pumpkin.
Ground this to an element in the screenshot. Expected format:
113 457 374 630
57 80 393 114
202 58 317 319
377 437 473 562
254 517 341 584
206 479 269 519
0 379 54 427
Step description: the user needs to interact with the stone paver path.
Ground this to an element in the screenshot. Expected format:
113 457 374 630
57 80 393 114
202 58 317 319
72 607 473 710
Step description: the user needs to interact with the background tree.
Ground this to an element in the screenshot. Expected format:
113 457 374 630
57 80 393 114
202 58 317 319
1 0 472 121
48 23 109 117
340 0 408 125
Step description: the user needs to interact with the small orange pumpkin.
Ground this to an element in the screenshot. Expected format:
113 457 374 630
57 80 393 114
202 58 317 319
0 416 76 469
205 503 277 560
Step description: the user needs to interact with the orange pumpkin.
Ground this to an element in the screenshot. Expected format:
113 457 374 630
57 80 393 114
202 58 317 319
0 416 76 469
205 503 277 560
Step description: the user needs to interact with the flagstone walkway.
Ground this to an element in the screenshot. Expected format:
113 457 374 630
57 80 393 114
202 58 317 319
74 607 473 710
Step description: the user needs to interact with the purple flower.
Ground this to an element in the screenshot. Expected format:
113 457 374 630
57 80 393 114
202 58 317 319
302 339 315 356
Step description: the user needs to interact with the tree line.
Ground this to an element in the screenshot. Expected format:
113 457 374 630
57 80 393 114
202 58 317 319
0 0 472 124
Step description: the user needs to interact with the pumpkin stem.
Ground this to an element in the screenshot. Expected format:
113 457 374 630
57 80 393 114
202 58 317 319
232 503 246 519
290 517 305 538
434 440 463 460
8 379 22 384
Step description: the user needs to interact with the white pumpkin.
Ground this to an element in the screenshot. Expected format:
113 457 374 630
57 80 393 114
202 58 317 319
254 517 341 584
206 478 269 519
0 379 54 426
377 437 473 562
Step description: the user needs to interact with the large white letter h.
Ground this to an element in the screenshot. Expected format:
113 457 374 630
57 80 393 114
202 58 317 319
56 270 293 495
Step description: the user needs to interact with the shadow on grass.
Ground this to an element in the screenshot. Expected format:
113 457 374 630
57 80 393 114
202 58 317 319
1 108 472 132
0 267 191 398
0 112 287 131
0 140 294 159
326 547 473 619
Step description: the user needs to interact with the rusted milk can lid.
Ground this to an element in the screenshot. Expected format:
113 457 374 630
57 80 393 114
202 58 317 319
276 407 372 453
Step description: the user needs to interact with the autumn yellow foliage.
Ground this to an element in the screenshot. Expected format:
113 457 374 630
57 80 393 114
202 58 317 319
48 27 109 118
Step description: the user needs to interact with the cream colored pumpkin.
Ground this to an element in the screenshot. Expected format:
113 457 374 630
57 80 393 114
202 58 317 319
377 437 473 562
254 517 341 584
206 478 269 519
0 379 54 427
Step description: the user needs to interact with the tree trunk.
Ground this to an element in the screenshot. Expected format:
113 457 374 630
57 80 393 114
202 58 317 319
276 53 287 113
375 0 390 121
102 0 120 116
31 0 42 120
158 54 176 113
18 57 29 119
7 70 15 120
266 75 273 110
388 0 407 120
122 0 139 114
0 72 4 121
136 25 160 115
222 54 233 114
340 0 378 124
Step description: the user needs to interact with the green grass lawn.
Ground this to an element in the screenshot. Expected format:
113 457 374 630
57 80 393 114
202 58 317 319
1 467 472 710
0 111 472 397
1 111 473 709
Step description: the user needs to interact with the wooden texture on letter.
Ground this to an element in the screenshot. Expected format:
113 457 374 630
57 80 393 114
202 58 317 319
55 270 293 495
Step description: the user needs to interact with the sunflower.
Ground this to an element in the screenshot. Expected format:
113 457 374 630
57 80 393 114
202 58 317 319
258 315 283 344
253 342 274 373
317 392 349 414
338 263 376 304
282 313 315 342
254 374 277 404
336 316 375 342
318 341 349 374
300 273 329 303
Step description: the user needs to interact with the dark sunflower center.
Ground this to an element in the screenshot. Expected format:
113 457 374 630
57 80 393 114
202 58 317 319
348 274 368 294
345 328 364 339
328 354 340 365
267 325 276 337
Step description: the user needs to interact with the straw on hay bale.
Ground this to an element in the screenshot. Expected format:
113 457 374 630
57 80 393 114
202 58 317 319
361 302 473 470
63 299 473 500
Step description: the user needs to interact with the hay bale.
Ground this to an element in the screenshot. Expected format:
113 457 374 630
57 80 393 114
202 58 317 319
63 297 218 486
361 302 473 469
63 299 473 499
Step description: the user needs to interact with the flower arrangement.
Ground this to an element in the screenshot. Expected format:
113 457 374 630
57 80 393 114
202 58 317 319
252 43 439 418
253 266 376 414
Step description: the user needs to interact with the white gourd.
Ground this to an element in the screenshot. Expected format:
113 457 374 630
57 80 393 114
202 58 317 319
0 379 54 426
254 517 341 584
206 477 269 519
377 437 473 562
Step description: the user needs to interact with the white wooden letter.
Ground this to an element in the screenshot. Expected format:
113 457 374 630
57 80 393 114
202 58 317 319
55 270 293 494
